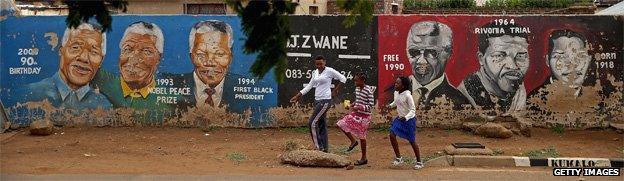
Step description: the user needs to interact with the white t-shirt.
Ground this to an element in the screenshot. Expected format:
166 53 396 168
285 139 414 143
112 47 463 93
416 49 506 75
389 90 416 120
299 67 347 100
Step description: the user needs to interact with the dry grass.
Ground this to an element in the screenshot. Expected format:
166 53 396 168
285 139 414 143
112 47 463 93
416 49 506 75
165 106 251 128
6 75 622 130
282 139 308 151
8 101 251 128
268 103 397 129
267 104 312 127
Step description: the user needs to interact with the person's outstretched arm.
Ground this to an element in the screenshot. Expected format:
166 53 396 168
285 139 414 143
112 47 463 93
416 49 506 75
290 70 315 103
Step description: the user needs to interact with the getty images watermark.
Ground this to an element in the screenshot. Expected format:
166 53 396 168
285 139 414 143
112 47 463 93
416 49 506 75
553 168 620 176
551 158 622 176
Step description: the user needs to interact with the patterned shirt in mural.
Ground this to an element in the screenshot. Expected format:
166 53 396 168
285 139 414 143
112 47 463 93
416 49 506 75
19 72 112 110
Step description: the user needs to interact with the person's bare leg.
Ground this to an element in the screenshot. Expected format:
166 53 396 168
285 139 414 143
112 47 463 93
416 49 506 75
410 141 421 162
389 133 400 158
340 128 357 146
360 139 367 161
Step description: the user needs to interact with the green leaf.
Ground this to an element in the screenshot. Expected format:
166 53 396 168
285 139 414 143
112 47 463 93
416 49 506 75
228 0 373 83
336 0 374 28
64 0 127 32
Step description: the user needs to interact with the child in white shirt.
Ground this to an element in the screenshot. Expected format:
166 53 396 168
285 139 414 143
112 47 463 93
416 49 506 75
385 76 423 170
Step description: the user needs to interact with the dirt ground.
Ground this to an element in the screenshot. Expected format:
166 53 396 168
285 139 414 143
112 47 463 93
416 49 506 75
1 127 623 176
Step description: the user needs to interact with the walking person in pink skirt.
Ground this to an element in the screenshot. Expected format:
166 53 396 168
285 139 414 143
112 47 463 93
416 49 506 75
336 72 375 166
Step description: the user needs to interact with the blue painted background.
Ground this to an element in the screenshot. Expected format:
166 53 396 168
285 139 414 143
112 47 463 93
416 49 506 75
0 15 278 127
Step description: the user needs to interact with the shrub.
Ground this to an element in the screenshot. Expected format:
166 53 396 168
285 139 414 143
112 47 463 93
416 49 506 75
405 0 588 9
551 123 565 134
226 152 247 163
484 0 582 8
405 0 476 9
525 146 561 158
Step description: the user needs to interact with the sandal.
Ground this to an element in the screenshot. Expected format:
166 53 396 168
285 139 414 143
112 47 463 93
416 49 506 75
354 159 368 166
347 141 358 152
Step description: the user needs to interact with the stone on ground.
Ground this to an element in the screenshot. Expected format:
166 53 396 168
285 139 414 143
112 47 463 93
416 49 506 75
282 139 308 151
1 121 9 133
280 150 351 167
475 122 513 138
610 122 624 134
425 155 452 167
461 122 484 133
29 119 53 136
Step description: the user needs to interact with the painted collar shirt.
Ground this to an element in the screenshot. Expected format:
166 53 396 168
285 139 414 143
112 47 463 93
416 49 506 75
121 78 156 98
410 74 445 102
194 71 224 108
54 72 91 102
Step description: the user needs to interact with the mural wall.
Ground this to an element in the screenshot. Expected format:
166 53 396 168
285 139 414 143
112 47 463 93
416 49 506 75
270 16 379 127
377 15 623 128
1 15 622 129
1 16 277 128
279 16 377 106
